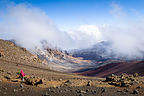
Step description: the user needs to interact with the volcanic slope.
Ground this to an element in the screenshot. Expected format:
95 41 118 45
0 39 144 96
76 60 144 77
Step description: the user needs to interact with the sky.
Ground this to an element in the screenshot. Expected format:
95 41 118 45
1 0 144 30
1 0 144 59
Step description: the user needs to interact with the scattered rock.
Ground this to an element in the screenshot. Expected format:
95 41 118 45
87 81 91 86
65 80 70 83
0 69 5 72
93 90 96 93
35 79 43 85
20 84 24 88
76 90 86 94
133 89 139 94
56 86 60 89
22 89 25 92
133 73 139 77
86 89 89 92
64 80 72 86
124 89 130 92
5 75 11 79
121 81 131 87
42 91 51 96
13 89 18 92
122 91 127 95
136 86 142 89
76 90 81 93
59 79 62 81
3 87 7 90
59 90 62 93
80 90 86 94
24 77 43 86
117 90 122 92
51 90 55 93
11 79 18 82
101 88 105 92
7 71 11 75
105 73 139 87
21 47 27 51
79 94 83 96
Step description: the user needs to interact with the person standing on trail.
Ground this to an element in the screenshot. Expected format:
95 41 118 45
20 70 25 81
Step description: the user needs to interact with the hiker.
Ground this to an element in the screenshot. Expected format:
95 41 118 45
20 70 25 81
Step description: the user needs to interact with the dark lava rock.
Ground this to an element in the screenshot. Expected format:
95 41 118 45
93 90 97 93
5 75 11 79
101 88 105 92
56 86 60 89
79 94 83 96
20 84 24 88
117 90 122 92
66 80 70 82
3 87 7 90
51 90 55 93
11 79 18 82
64 89 67 91
133 89 139 94
87 81 91 86
136 86 142 89
133 73 139 77
59 90 62 93
35 79 43 85
86 89 89 92
7 71 12 75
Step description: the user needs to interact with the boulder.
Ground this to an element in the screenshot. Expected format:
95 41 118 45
24 77 43 86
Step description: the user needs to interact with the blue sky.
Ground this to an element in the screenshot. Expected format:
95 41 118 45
1 0 144 30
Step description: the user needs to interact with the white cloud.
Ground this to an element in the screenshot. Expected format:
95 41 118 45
100 22 144 59
0 3 104 50
1 2 144 59
0 3 74 50
67 24 104 49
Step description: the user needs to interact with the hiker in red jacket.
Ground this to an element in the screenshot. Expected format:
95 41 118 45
20 70 25 81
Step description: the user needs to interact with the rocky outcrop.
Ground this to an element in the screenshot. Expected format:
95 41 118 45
24 76 43 86
105 73 139 87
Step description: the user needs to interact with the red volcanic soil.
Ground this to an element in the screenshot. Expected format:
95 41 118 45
77 61 144 77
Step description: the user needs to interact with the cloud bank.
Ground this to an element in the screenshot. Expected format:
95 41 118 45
0 3 74 49
1 2 144 59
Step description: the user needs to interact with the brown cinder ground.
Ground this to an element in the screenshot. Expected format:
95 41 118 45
0 39 144 96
